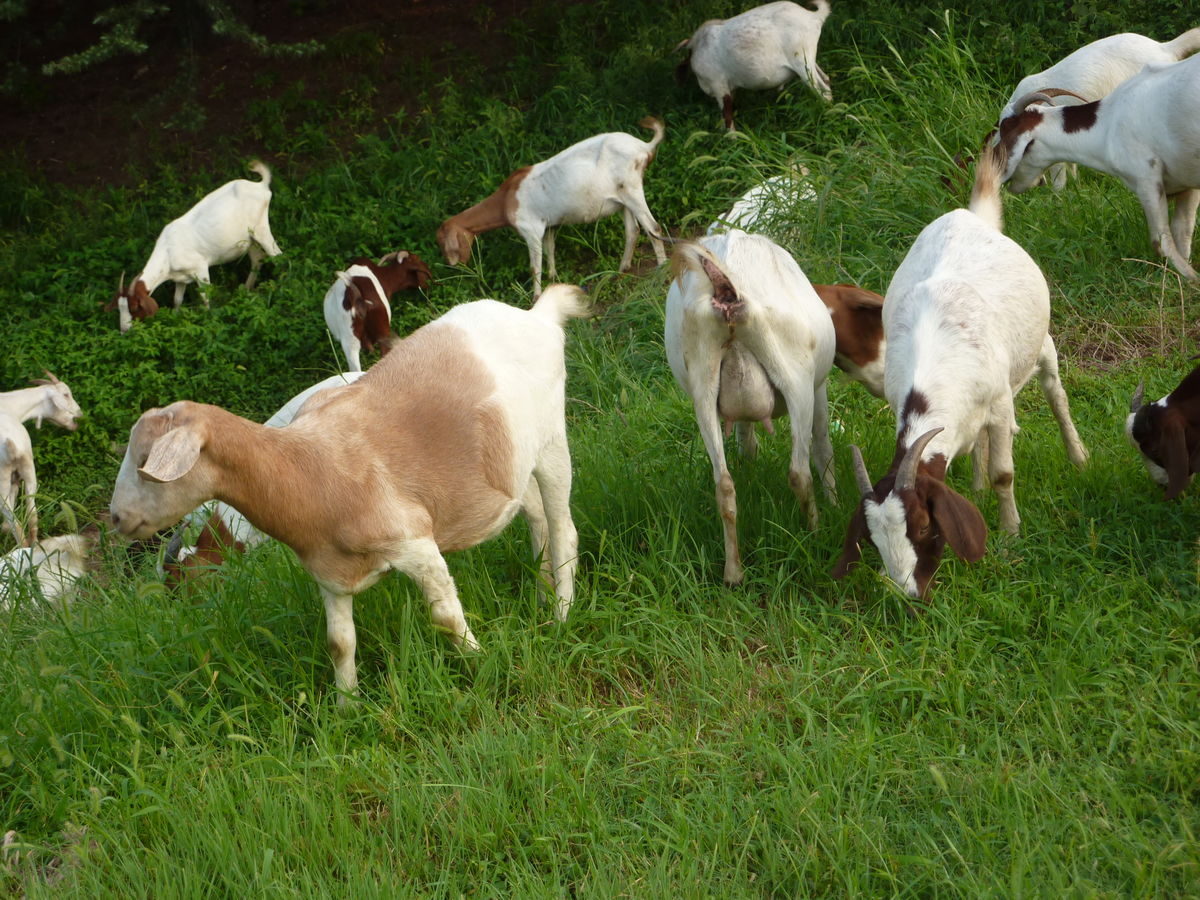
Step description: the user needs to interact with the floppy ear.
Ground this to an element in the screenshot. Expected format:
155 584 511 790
139 425 203 483
1160 415 1194 500
928 483 987 563
832 502 870 578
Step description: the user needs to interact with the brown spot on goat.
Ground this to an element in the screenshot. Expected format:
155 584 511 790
814 283 884 368
1061 100 1100 133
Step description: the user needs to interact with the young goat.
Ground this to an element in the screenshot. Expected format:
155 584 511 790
437 118 667 296
833 145 1088 600
0 373 83 547
676 1 832 131
996 53 1200 279
665 230 837 585
109 160 283 332
161 371 367 585
0 533 96 610
322 251 432 372
1126 363 1200 500
110 286 590 703
997 28 1200 190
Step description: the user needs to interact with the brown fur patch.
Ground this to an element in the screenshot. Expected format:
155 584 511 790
1061 101 1100 134
814 283 884 367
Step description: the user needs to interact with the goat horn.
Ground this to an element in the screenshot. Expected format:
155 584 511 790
1130 381 1146 413
42 370 60 384
1009 91 1056 114
850 445 874 499
1036 87 1091 104
118 270 126 293
895 427 944 492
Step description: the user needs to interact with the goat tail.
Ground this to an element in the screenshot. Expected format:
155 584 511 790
969 141 1005 233
1163 27 1200 60
248 159 272 187
808 0 832 22
531 284 592 325
638 116 666 151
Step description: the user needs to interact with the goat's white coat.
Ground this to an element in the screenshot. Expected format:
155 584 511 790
665 230 837 584
111 287 589 702
1000 53 1200 278
0 534 92 609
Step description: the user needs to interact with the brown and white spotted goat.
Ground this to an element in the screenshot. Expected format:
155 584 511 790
323 251 432 372
1126 362 1200 500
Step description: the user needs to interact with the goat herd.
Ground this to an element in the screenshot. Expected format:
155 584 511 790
3 2 1199 704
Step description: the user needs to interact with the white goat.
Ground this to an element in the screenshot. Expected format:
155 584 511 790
111 160 283 332
706 168 815 236
833 144 1088 600
996 53 1200 279
676 1 832 130
665 229 837 585
110 286 590 702
0 373 83 547
998 28 1200 190
0 533 95 610
437 118 667 296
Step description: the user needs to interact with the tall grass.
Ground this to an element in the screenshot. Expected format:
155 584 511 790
2 1 1198 895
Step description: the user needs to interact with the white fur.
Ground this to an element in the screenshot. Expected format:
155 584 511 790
665 229 837 585
864 495 918 596
0 379 82 432
999 53 1200 279
706 169 815 236
0 534 92 610
111 287 590 702
679 1 833 130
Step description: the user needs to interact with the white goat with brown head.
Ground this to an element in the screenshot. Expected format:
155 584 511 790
110 285 590 703
833 145 1088 600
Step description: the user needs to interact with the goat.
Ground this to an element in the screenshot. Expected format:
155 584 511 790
1126 362 1200 499
705 168 815 236
999 28 1200 190
109 160 283 332
0 533 95 610
832 144 1088 600
813 284 886 398
110 285 591 703
0 373 83 547
161 371 367 585
675 1 832 131
996 53 1200 279
323 251 432 372
437 118 667 296
665 229 837 585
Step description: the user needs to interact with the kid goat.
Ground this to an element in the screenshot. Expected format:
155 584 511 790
1126 362 1200 500
676 1 833 130
110 160 283 332
665 229 837 585
437 118 667 296
110 286 591 702
833 144 1088 600
996 52 1200 279
322 251 432 372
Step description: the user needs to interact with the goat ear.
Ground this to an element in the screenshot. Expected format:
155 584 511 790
832 502 870 578
139 425 203 484
1160 415 1193 500
928 483 987 563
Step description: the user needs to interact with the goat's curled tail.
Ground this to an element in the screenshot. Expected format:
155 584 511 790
969 142 1004 233
638 116 666 152
531 284 592 326
248 159 273 187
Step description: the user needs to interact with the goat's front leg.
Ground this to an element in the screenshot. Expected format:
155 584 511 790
619 207 639 273
172 281 188 310
986 403 1020 535
543 228 558 283
1036 335 1089 467
18 459 36 546
972 428 990 491
320 587 358 705
518 224 546 297
394 537 480 651
1134 172 1198 279
193 268 212 309
245 244 265 290
1170 189 1200 274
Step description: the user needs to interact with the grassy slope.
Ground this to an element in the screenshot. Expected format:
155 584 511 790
2 0 1198 895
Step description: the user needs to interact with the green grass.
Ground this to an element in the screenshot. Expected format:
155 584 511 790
2 1 1199 895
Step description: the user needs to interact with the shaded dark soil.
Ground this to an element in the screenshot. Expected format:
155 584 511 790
0 0 552 190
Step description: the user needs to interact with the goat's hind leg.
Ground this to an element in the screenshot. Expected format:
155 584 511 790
1169 189 1200 273
532 439 579 622
519 475 555 612
1037 335 1089 467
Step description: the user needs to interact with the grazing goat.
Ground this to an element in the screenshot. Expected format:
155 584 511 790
323 251 432 372
833 145 1088 600
996 53 1200 279
665 229 837 585
161 371 367 585
813 284 886 398
998 29 1200 191
1126 363 1200 499
437 118 667 296
705 168 815 236
0 533 95 610
0 373 83 547
110 285 591 702
109 160 283 332
676 1 832 130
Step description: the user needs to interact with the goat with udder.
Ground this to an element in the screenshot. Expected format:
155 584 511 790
665 229 837 585
109 160 283 332
997 28 1200 191
996 52 1200 280
110 285 590 703
833 144 1088 600
0 533 96 610
160 371 367 586
437 118 667 297
323 251 432 372
676 1 832 131
1126 362 1200 500
0 373 83 547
